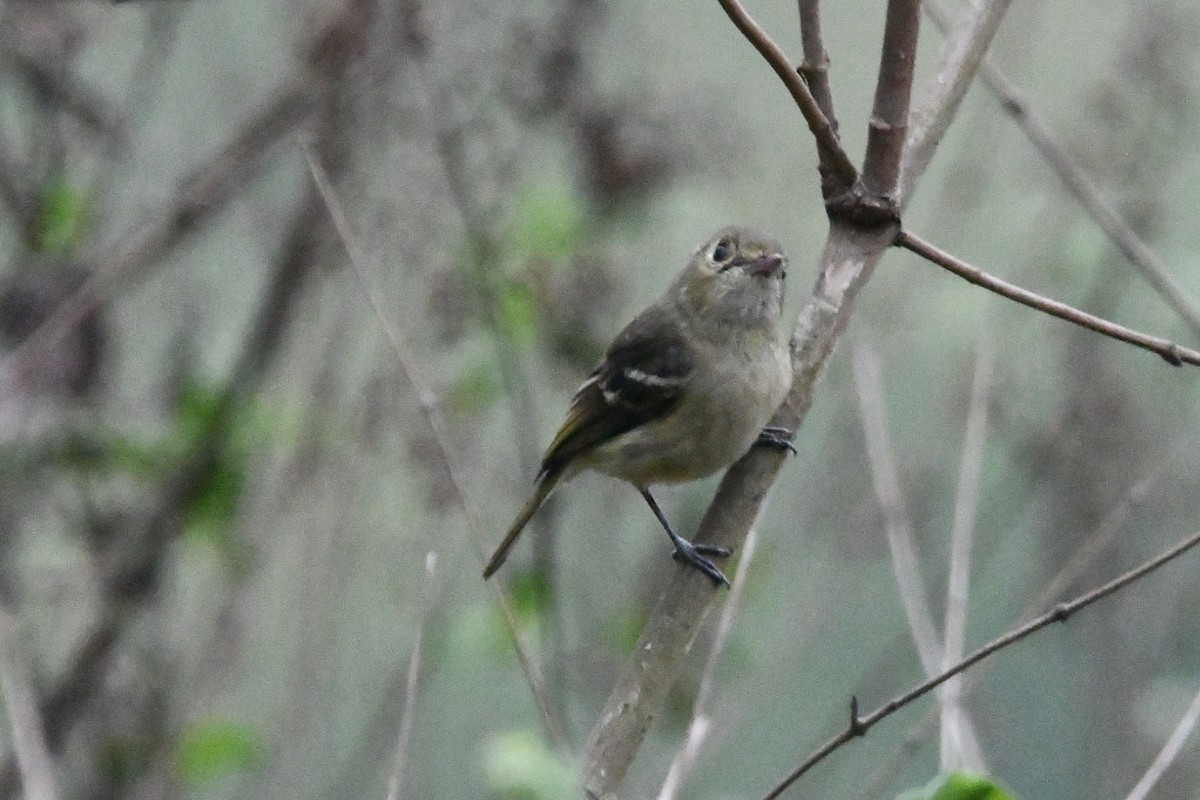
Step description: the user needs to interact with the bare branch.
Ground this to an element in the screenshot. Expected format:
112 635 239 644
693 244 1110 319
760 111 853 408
796 0 842 198
861 0 920 198
920 0 1200 341
851 344 985 769
796 0 838 131
898 0 1016 203
896 230 1200 367
1125 684 1200 800
385 551 439 800
851 344 942 672
582 221 898 799
939 341 992 771
304 147 570 753
764 526 1200 799
657 526 761 800
716 0 857 187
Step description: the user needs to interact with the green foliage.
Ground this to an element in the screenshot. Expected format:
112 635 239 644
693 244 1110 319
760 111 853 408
34 174 90 255
482 730 577 799
508 569 552 624
174 719 262 786
512 188 585 262
98 734 151 786
171 383 248 554
896 771 1017 800
497 279 539 346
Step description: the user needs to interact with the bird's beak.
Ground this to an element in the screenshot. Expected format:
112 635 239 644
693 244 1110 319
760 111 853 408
745 253 785 277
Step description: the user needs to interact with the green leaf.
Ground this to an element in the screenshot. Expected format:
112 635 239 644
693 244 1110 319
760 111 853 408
482 730 577 799
897 771 1017 800
174 720 261 785
35 175 90 255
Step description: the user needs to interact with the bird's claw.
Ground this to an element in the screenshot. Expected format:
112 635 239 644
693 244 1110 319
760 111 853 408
756 426 797 456
671 539 731 588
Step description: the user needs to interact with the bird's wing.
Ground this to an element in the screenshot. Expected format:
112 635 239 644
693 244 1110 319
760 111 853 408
539 312 695 479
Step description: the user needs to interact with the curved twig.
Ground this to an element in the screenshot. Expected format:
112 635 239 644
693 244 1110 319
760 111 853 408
716 0 857 187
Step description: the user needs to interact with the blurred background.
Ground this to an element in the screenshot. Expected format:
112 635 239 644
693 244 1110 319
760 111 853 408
0 0 1198 798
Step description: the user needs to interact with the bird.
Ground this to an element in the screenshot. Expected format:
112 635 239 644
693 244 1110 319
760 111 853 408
483 225 794 587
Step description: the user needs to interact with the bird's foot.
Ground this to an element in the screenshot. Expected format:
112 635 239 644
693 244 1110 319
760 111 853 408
670 539 732 588
756 425 797 456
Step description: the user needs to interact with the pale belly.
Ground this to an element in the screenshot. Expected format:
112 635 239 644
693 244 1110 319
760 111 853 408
584 342 790 487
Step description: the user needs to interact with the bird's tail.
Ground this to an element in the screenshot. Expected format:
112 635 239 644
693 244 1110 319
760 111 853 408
482 471 561 579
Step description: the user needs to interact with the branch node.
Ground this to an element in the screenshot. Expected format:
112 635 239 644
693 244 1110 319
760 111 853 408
826 190 901 232
848 696 866 736
1160 343 1184 367
1051 601 1073 623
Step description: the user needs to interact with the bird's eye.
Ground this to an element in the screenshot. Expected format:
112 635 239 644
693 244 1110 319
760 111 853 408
710 238 733 264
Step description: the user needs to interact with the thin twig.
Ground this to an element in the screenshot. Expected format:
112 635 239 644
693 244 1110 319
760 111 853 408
860 0 920 198
303 146 569 753
851 344 942 673
796 0 837 127
939 340 992 771
1124 683 1200 800
896 229 1200 367
657 525 761 800
920 0 1200 342
716 0 857 187
858 437 1191 796
763 526 1200 799
385 551 439 800
898 0 1016 204
796 0 841 198
851 343 984 768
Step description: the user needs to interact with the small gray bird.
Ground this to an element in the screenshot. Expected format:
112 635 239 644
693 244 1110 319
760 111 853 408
483 226 793 587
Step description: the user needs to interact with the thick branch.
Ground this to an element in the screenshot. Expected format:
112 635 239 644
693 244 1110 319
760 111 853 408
896 230 1200 367
860 0 920 199
763 526 1200 799
581 223 897 799
898 0 1016 203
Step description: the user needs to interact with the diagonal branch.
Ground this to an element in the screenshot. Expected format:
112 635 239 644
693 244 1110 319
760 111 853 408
898 0 1017 203
582 221 898 800
763 526 1200 799
796 0 841 198
1124 683 1200 800
716 0 857 187
896 230 1200 367
920 0 1200 342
